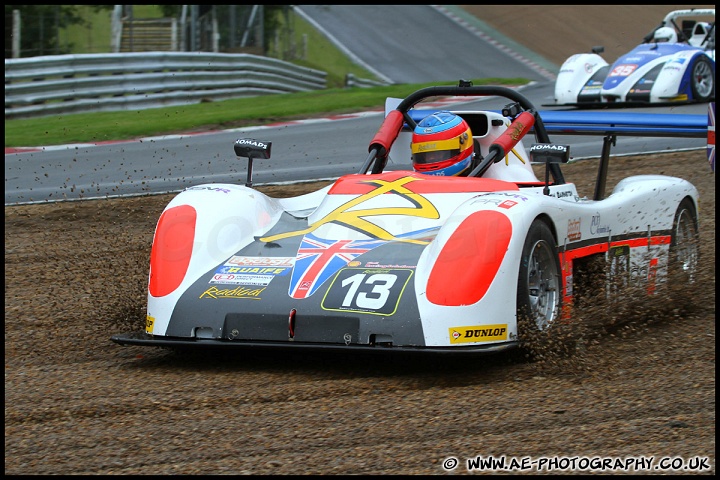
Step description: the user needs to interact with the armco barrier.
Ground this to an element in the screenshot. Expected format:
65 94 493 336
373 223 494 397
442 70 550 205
5 52 328 119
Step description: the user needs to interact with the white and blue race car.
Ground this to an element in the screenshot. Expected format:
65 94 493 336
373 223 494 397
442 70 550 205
111 82 707 354
553 8 715 106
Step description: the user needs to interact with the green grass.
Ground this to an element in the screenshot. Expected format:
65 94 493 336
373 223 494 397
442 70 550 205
8 7 530 149
5 78 529 148
278 12 379 88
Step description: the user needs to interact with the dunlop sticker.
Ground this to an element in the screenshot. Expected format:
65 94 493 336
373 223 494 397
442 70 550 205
449 324 508 344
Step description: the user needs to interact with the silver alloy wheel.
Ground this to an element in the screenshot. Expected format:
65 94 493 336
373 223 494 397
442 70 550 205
691 58 714 100
525 238 561 330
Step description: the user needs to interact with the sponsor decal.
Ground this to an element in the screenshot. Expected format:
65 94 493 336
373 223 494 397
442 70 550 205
508 121 526 141
210 273 273 286
449 324 508 344
217 266 289 275
473 197 506 207
532 144 567 152
212 265 290 286
479 192 529 201
473 192 528 209
565 274 573 297
212 257 294 285
363 261 416 269
555 190 574 198
186 186 231 193
567 218 581 241
662 65 682 72
590 215 611 235
235 139 269 148
225 256 294 267
145 315 155 333
200 286 265 299
608 245 630 291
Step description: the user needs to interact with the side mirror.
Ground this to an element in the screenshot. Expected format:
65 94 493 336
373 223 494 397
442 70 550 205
234 138 271 159
234 138 272 187
529 143 570 164
530 144 571 197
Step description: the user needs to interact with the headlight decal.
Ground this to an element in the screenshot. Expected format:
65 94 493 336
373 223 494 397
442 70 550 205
427 210 512 306
149 204 197 297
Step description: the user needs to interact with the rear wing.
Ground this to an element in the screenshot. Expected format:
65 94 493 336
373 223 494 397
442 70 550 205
403 103 714 172
537 110 706 138
538 106 714 173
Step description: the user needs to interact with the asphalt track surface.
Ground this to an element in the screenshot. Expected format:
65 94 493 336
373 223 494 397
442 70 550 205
4 5 711 205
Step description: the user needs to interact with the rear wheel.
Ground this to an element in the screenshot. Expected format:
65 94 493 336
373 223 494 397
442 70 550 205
669 198 699 283
690 56 714 102
517 220 561 331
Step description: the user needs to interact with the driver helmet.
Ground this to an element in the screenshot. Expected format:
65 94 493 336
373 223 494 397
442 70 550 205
653 26 677 43
411 111 473 176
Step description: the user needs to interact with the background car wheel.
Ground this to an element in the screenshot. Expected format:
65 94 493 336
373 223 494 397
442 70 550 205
690 56 715 102
669 197 699 283
517 220 561 331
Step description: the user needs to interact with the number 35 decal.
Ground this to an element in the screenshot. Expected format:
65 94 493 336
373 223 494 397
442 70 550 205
609 64 637 77
321 268 414 315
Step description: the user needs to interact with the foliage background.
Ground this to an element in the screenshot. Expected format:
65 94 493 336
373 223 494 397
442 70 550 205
4 5 378 88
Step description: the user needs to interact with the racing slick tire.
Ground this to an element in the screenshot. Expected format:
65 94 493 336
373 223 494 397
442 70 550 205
690 56 715 102
669 197 699 284
516 219 561 332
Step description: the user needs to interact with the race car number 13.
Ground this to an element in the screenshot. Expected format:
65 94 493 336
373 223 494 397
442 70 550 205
321 268 413 316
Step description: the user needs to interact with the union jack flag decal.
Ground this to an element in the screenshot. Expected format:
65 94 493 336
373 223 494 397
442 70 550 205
288 234 385 299
708 102 715 173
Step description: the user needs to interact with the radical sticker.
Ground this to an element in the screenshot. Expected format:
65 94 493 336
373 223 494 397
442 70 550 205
449 324 508 344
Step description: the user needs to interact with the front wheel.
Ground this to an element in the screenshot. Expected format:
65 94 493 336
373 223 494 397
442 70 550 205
517 220 561 331
690 56 715 102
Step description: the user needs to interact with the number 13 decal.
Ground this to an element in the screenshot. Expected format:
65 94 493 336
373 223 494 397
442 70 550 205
322 268 413 315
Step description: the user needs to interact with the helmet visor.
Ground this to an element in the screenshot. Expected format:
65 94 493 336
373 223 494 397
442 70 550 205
412 148 461 165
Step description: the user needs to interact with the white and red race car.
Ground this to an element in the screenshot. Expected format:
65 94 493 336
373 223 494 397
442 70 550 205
112 82 705 354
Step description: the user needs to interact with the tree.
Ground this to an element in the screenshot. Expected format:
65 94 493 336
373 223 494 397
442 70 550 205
5 5 113 58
